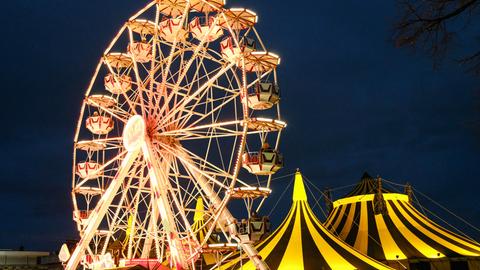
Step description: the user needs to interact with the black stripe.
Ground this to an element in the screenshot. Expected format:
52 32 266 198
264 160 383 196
389 201 458 257
397 201 480 255
300 201 331 270
304 203 382 269
382 201 430 258
332 203 352 236
344 202 361 245
325 206 340 230
326 204 343 232
264 202 299 269
366 200 386 260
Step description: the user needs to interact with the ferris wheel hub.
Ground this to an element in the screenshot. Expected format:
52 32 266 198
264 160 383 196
123 115 146 152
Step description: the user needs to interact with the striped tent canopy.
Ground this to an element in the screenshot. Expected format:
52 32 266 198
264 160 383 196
324 172 480 270
220 171 394 270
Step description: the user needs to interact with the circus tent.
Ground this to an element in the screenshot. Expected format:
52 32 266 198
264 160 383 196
220 170 394 270
324 172 480 270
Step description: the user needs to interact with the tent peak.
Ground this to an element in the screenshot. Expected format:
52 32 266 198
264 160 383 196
361 171 373 181
293 170 307 202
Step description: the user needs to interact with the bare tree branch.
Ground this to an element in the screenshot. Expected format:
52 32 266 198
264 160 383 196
393 0 480 74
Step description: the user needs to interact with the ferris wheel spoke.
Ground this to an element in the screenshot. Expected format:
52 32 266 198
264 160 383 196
161 143 233 190
67 149 140 270
160 120 242 138
170 16 224 101
176 91 239 130
158 62 236 129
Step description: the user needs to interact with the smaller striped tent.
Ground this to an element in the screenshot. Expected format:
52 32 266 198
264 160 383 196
221 171 394 270
324 173 480 270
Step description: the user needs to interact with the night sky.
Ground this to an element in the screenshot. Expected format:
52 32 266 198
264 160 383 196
1 0 479 251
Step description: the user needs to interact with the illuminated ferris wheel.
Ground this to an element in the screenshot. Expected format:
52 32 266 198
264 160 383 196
67 1 284 269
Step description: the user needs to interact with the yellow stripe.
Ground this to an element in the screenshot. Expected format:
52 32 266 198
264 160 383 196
339 202 356 239
375 213 407 260
386 201 445 258
277 202 304 269
393 200 480 256
353 201 368 254
404 202 480 254
304 204 392 270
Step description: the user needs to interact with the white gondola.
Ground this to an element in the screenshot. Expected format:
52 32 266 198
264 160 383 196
244 82 280 110
189 16 223 42
86 113 114 135
104 73 132 94
237 216 271 243
76 161 103 179
159 18 187 43
242 147 283 176
127 41 152 63
220 36 255 62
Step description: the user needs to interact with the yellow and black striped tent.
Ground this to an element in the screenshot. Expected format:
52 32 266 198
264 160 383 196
221 171 394 270
324 173 480 270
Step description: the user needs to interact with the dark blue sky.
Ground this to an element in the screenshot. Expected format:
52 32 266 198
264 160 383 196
1 0 479 251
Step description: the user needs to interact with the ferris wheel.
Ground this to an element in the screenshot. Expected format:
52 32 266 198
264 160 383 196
67 1 285 269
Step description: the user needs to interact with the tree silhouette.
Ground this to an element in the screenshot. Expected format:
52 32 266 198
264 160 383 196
393 0 480 75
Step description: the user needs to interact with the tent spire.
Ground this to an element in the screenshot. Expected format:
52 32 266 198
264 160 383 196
323 187 333 214
293 169 307 202
194 197 204 222
373 176 388 216
405 182 413 203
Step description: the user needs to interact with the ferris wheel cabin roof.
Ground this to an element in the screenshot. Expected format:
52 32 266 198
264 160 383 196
86 95 117 108
76 140 106 151
227 186 272 199
127 19 158 36
103 53 133 69
243 51 281 73
156 0 187 17
219 8 258 30
190 0 225 13
245 117 286 132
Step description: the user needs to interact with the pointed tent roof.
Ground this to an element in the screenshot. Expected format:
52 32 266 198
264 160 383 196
325 173 480 265
221 171 394 270
345 172 390 197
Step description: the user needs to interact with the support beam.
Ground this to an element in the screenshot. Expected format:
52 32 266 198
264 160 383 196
66 150 140 270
